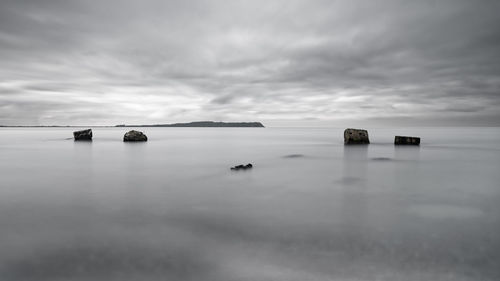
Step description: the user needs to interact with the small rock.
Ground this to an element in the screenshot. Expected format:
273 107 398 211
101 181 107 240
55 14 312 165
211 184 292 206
344 128 370 144
230 163 253 171
123 130 148 142
395 136 420 145
73 129 92 141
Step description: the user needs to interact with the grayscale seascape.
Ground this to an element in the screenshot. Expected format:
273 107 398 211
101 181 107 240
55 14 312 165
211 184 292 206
1 1 500 279
1 127 499 281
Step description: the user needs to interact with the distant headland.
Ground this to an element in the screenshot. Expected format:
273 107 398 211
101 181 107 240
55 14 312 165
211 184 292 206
115 121 265 128
0 121 264 128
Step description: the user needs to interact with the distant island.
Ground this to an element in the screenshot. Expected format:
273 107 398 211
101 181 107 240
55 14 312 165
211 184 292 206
115 121 265 128
0 121 264 128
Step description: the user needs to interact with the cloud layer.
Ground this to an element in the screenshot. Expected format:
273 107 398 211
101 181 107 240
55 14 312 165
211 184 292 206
1 0 499 126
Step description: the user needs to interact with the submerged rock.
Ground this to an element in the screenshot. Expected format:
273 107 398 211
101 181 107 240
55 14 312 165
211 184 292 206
283 154 305 158
123 130 148 142
344 128 370 144
395 136 420 145
73 129 92 141
231 163 253 171
371 157 392 161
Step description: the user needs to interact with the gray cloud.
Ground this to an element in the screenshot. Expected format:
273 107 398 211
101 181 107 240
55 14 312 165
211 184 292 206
0 0 499 126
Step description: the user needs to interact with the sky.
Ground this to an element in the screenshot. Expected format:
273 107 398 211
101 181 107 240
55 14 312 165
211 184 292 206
0 0 499 126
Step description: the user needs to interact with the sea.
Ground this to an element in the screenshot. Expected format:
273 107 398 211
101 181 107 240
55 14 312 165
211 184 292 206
0 127 499 281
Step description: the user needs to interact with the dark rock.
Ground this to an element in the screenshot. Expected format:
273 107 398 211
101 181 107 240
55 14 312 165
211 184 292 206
344 128 370 144
123 130 148 142
395 136 420 145
73 129 92 141
230 163 253 171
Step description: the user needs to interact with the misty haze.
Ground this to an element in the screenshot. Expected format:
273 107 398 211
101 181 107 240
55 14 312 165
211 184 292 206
1 0 500 281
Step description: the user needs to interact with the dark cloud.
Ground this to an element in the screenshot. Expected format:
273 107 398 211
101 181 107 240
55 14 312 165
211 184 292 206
0 0 499 125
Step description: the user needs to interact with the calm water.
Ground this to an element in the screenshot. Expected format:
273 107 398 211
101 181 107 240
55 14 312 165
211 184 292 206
1 127 499 281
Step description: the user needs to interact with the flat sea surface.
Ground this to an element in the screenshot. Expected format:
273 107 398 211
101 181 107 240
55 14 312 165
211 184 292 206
1 127 499 281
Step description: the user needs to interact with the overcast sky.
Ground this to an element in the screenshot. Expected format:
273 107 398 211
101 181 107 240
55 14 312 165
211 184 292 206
0 0 499 126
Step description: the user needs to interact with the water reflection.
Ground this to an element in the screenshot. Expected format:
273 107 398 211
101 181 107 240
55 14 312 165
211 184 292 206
340 145 369 236
123 141 149 194
394 145 420 161
72 140 94 186
71 140 95 211
393 145 421 192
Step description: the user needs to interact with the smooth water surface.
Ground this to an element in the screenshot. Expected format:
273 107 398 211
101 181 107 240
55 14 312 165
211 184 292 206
1 127 499 281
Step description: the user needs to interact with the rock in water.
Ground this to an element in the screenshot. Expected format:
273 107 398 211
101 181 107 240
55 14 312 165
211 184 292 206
344 128 370 144
73 129 92 141
395 136 420 145
123 130 148 142
231 163 253 171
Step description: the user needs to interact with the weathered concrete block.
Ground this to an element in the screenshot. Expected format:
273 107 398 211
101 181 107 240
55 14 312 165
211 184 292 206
344 128 370 144
123 130 148 142
73 129 92 141
394 136 420 145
